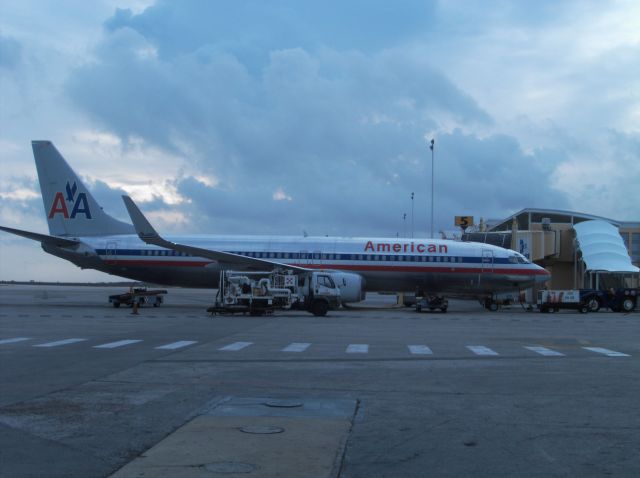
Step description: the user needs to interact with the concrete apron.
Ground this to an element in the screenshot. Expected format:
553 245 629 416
110 397 357 478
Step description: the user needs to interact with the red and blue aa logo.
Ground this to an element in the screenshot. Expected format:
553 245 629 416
48 181 92 219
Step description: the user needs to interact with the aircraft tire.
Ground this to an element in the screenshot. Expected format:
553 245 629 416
622 298 635 312
587 297 601 312
311 300 328 317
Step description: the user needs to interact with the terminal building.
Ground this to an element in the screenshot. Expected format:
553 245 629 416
463 208 640 294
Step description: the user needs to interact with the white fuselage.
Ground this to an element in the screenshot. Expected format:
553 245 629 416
48 233 550 296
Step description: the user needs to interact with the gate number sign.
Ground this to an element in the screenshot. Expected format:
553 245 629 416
455 216 474 228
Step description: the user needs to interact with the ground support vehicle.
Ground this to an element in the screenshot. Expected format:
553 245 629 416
580 288 638 312
415 295 448 313
109 287 167 308
208 269 341 316
546 289 640 313
606 288 638 312
537 290 589 314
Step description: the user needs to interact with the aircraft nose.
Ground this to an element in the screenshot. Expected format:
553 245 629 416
534 266 551 283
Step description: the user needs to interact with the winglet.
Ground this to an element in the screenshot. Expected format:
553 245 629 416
122 196 160 241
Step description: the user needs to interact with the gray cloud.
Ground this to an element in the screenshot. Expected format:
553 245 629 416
104 1 436 63
62 1 574 238
86 178 139 223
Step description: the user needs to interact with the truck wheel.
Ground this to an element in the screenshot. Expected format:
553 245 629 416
622 298 635 312
416 305 422 312
311 300 328 317
579 304 589 314
113 302 120 308
587 298 601 312
441 307 448 313
488 302 499 312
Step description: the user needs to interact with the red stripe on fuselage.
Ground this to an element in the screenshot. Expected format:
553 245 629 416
293 264 546 275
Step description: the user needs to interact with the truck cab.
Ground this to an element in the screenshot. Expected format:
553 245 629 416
299 272 341 316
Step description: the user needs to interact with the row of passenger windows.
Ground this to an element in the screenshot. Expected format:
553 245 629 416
140 250 189 257
133 249 483 263
235 251 466 263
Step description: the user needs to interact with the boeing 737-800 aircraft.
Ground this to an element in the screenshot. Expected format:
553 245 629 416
0 141 549 304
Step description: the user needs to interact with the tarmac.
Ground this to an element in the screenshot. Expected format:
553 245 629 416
0 284 638 477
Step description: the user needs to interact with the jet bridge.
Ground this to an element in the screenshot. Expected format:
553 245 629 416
573 220 640 290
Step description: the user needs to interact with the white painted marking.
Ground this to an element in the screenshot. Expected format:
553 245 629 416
155 340 198 350
0 337 31 345
34 338 87 348
583 347 630 357
94 339 142 349
219 341 253 351
408 345 433 355
346 344 369 354
467 345 499 356
282 342 311 352
524 346 565 357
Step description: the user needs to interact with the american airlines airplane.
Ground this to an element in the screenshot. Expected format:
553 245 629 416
1 141 549 306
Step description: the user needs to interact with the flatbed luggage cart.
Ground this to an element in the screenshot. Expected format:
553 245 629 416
109 287 167 308
537 290 589 314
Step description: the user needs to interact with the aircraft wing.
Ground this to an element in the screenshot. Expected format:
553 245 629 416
122 196 310 272
0 225 80 248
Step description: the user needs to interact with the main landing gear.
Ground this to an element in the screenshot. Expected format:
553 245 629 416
483 298 499 312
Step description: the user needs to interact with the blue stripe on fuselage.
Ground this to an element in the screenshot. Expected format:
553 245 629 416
94 248 516 265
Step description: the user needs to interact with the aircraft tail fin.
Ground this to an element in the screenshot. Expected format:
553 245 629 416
32 140 135 237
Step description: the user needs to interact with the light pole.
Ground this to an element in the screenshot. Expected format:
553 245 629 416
403 213 407 239
411 192 414 239
429 138 435 238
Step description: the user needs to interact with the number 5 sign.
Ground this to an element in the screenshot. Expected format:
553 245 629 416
455 216 474 230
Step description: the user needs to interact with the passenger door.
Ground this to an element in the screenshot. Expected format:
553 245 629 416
481 249 493 273
105 241 118 264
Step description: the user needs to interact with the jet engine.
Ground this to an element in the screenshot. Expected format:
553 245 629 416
328 271 366 304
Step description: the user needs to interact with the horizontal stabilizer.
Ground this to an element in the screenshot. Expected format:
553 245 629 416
0 225 80 248
122 196 308 271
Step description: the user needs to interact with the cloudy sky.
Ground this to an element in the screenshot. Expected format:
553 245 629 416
0 0 638 282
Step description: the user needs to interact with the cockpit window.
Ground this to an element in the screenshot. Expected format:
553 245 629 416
509 253 531 264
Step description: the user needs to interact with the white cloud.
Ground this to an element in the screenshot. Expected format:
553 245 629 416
273 187 292 202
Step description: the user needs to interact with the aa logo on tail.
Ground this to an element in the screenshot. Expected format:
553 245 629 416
48 181 92 219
